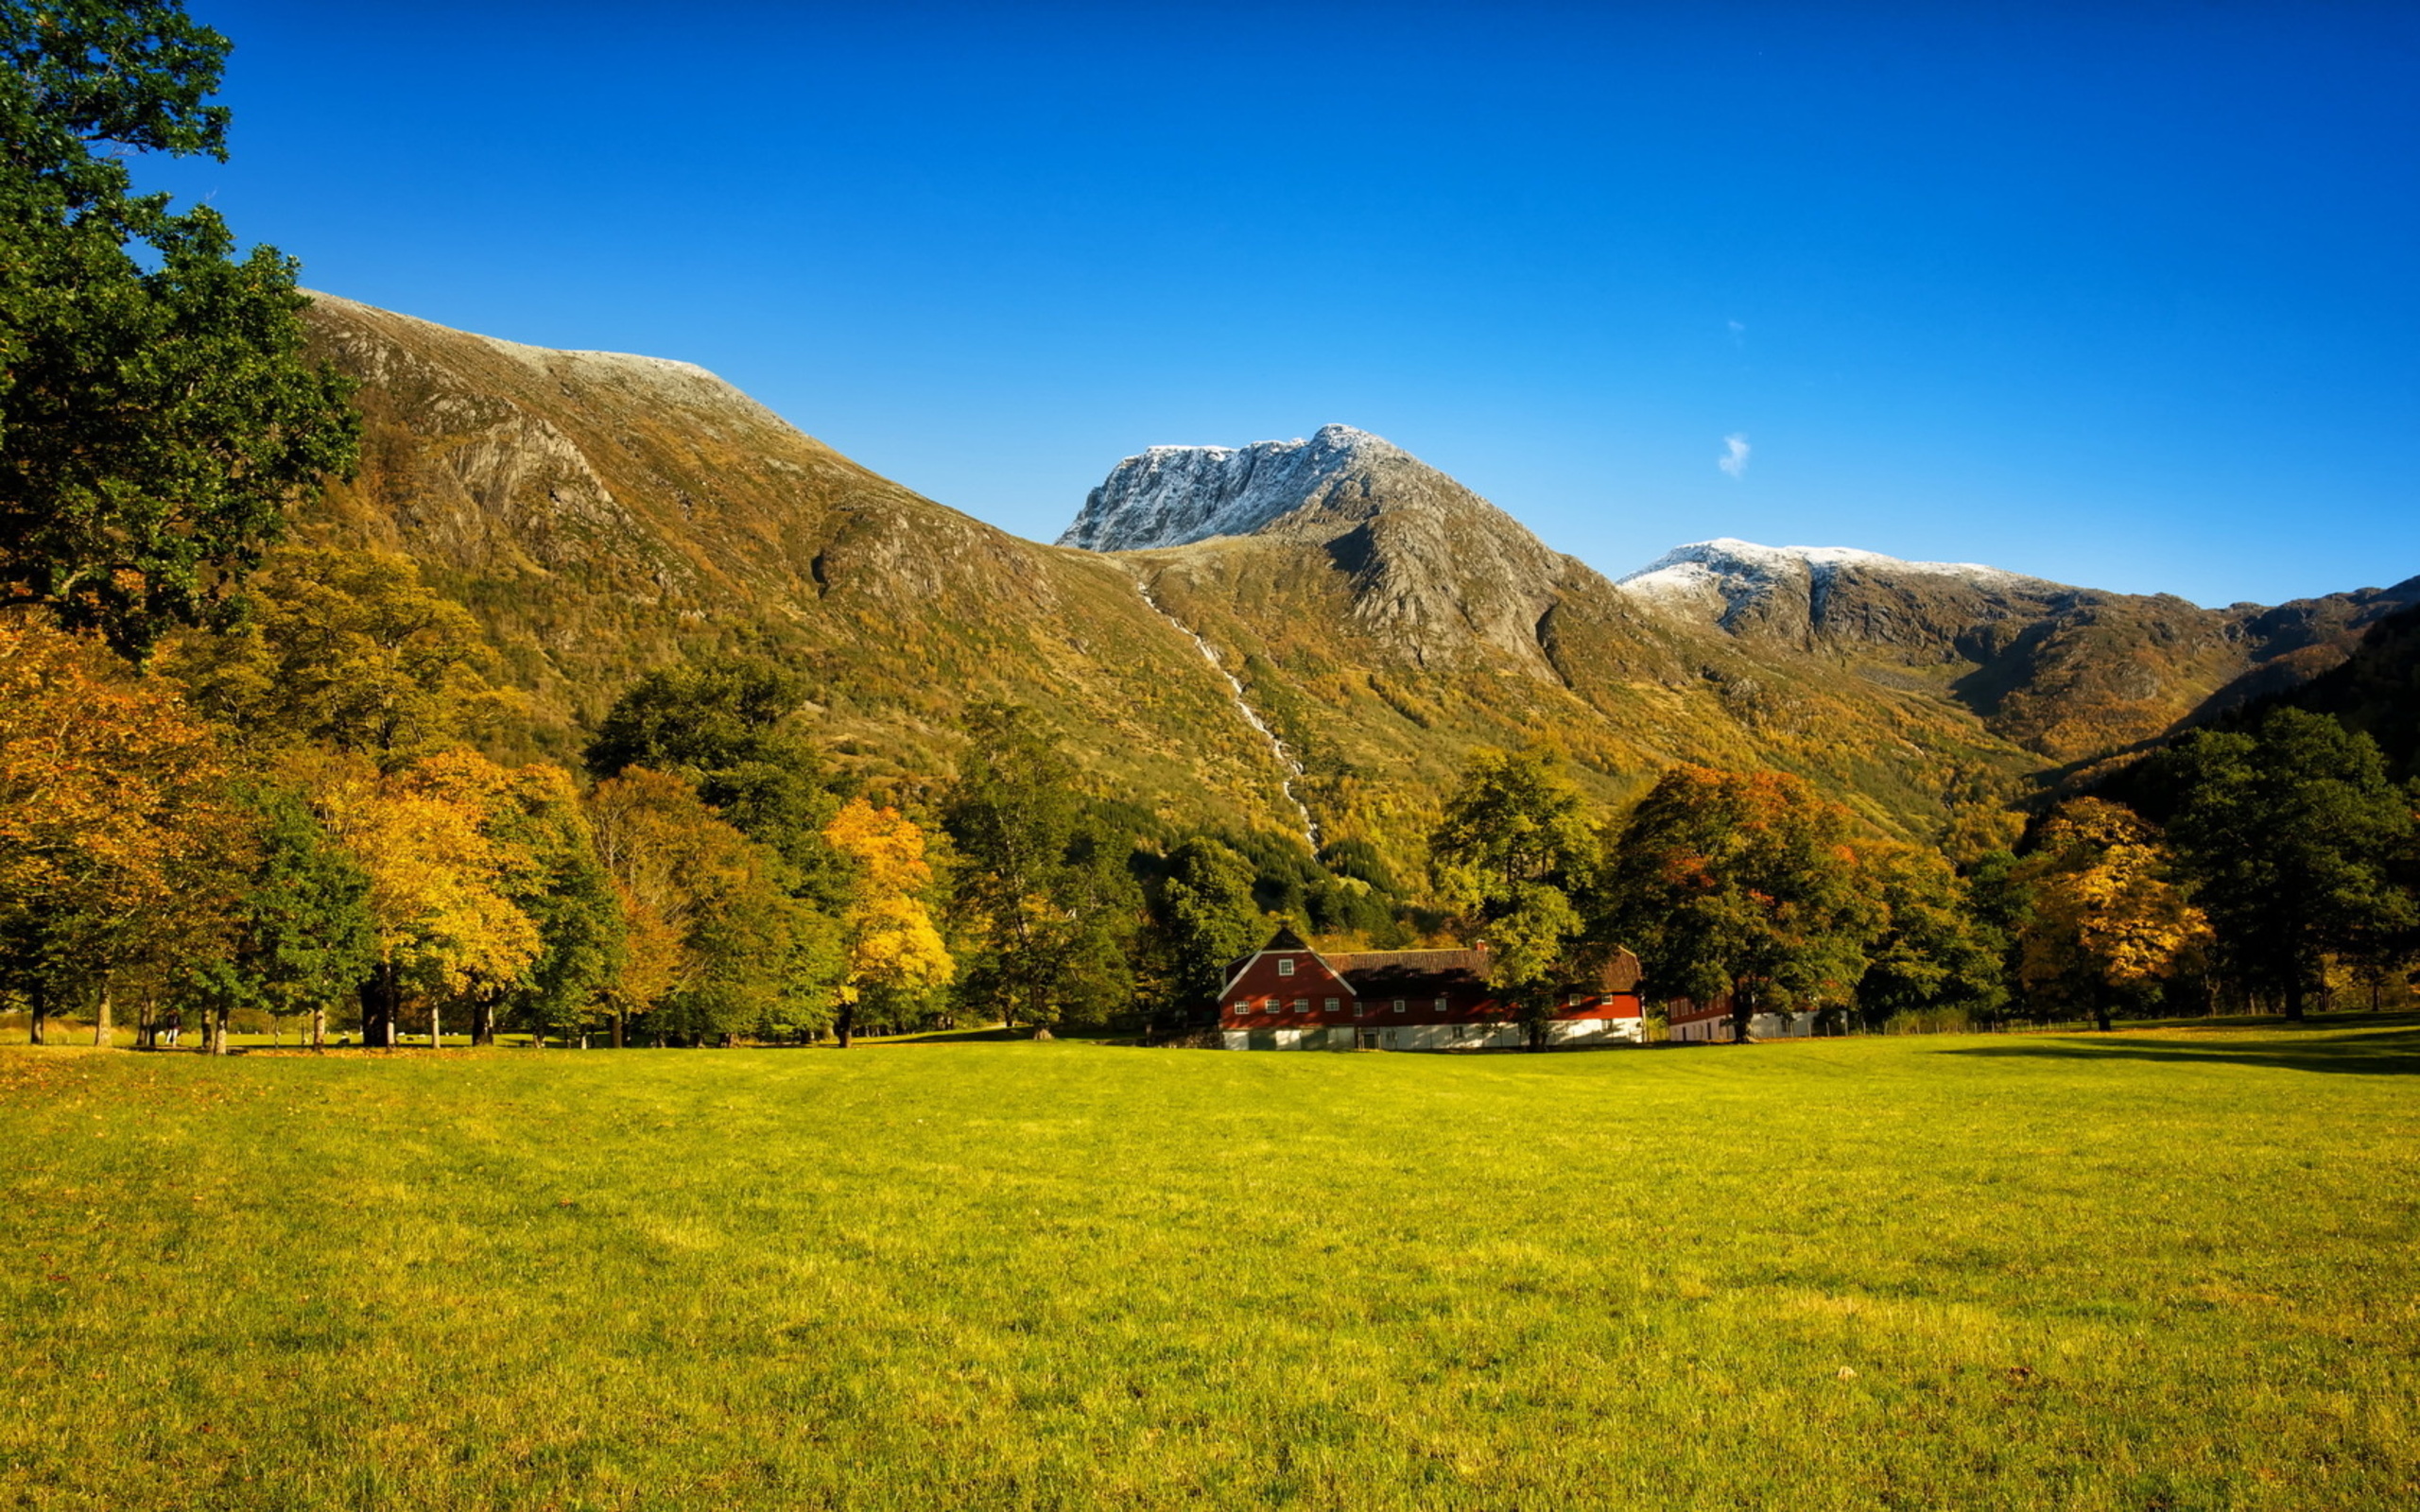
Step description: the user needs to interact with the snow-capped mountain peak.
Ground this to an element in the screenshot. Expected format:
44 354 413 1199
1057 423 1399 551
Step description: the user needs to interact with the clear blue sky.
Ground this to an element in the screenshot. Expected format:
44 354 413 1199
152 1 2419 607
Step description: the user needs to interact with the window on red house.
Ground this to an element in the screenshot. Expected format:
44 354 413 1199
1435 997 1449 1013
1277 958 1295 976
1291 998 1308 1013
1392 999 1407 1014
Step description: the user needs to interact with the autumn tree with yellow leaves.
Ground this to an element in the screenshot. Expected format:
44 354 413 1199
823 797 954 1047
2014 799 2211 1032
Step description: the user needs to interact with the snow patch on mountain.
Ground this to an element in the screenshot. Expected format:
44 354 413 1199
1058 423 1397 551
1618 538 2043 626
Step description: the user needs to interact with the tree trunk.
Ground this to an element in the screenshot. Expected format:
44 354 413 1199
612 1010 625 1050
2283 975 2306 1022
93 986 112 1048
836 1003 856 1049
311 1005 326 1052
211 1005 230 1056
2092 988 2112 1034
27 981 46 1046
428 996 441 1051
360 961 399 1048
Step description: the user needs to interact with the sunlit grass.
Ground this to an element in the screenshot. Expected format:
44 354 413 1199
5 1021 2416 1509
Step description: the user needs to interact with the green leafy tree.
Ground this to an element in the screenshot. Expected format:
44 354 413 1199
0 0 358 660
183 781 376 1050
1854 844 2011 1030
1428 747 1600 1049
943 704 1139 1032
2167 710 2417 1020
487 765 625 1047
585 654 835 863
1599 765 1879 1044
1144 835 1268 1012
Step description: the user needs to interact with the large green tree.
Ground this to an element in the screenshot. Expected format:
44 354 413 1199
1854 844 2012 1030
1598 765 1879 1044
2166 709 2416 1019
182 780 375 1051
1142 835 1267 1014
585 654 832 854
1428 747 1599 1049
943 704 1139 1032
0 0 358 660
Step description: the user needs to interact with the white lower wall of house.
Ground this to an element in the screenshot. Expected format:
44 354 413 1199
1220 1019 1644 1049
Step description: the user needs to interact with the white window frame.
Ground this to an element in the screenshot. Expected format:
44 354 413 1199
1277 958 1295 977
1292 998 1308 1013
1436 997 1450 1013
1392 999 1407 1015
1325 998 1340 1014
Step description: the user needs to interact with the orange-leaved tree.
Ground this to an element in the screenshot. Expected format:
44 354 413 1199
307 748 540 1047
0 613 241 1046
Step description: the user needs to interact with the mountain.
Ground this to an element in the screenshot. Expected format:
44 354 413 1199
285 293 2411 881
1612 538 2420 763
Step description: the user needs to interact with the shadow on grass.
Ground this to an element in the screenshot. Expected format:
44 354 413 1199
1945 1023 2420 1076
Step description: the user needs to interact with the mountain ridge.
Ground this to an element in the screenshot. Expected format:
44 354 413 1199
286 295 2413 875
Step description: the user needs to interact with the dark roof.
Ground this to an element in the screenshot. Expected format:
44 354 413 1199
1332 944 1644 1000
1261 924 1311 953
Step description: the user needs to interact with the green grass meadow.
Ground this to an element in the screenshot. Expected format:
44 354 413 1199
5 1022 2417 1510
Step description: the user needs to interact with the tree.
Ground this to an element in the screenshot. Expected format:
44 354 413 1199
183 780 375 1051
823 798 954 1047
0 0 358 661
164 547 503 765
1142 835 1267 1015
2164 711 2417 1020
476 764 624 1047
585 654 835 862
1598 765 1879 1044
1851 844 2011 1030
307 750 540 1048
943 704 1139 1032
584 767 809 1047
2014 799 2209 1032
0 611 237 1045
1428 747 1599 1049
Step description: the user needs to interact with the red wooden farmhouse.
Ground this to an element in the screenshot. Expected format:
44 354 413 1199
1217 925 1647 1050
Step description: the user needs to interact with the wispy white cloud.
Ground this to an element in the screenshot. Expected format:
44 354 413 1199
1726 318 1745 347
1719 433 1751 478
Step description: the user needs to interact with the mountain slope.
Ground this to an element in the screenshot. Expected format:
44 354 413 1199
297 294 1336 837
1613 538 2420 762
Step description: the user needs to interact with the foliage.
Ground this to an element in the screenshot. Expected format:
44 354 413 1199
1854 844 2011 1029
823 797 954 1044
2164 709 2416 1019
307 749 539 1041
2013 799 2209 1031
1429 746 1599 1047
164 547 504 765
943 704 1140 1030
585 653 836 861
0 612 237 1040
1140 835 1268 1012
584 767 817 1044
1599 764 1879 1042
182 780 375 1040
0 0 358 660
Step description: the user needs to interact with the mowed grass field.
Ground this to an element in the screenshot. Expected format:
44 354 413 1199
5 1023 2417 1511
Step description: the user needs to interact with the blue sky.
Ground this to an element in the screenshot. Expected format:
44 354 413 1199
153 2 2418 606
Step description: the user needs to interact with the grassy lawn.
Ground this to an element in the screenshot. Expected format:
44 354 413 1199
4 1023 2416 1510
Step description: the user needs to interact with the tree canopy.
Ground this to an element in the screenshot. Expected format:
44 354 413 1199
0 0 359 660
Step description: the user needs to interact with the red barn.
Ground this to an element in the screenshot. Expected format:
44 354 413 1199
1216 926 1646 1050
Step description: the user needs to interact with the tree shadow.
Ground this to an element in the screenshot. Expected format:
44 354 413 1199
1943 1024 2420 1076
